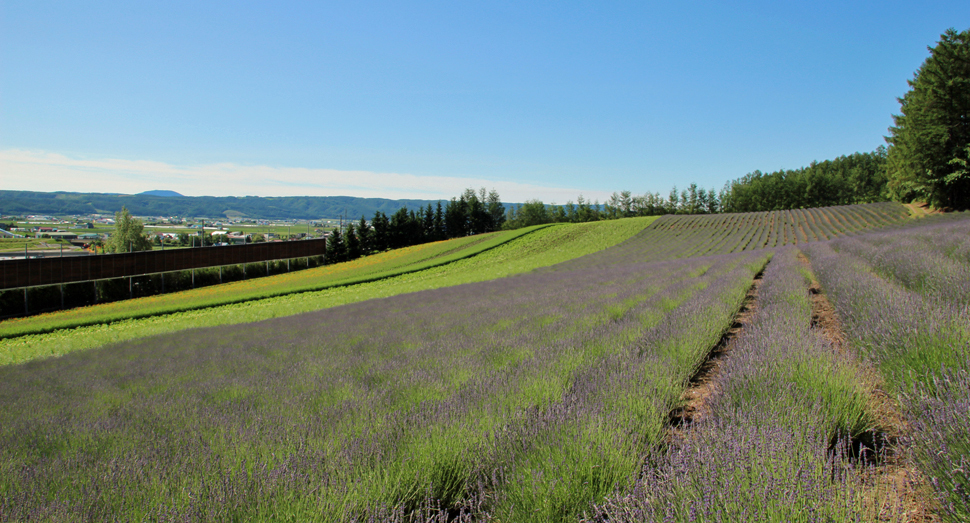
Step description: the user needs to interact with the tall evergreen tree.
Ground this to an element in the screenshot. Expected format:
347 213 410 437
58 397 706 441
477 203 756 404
371 211 389 252
345 223 361 260
433 201 445 240
408 209 423 245
605 193 622 219
326 228 345 264
667 188 679 214
444 196 468 238
389 207 410 248
705 187 720 213
468 194 489 234
423 204 435 240
886 28 970 208
575 195 596 222
356 215 371 255
486 189 505 230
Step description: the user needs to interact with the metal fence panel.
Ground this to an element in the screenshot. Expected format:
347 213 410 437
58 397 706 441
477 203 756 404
0 240 326 290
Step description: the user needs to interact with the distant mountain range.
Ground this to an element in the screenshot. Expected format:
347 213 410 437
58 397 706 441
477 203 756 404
0 190 443 221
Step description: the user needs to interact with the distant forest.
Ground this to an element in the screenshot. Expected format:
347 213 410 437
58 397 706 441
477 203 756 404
718 148 889 213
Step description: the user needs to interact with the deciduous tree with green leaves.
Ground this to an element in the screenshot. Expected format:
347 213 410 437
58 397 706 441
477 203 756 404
106 206 152 253
886 28 970 209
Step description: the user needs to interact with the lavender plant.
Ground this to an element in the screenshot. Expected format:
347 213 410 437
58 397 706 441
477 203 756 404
902 368 970 520
803 241 970 385
826 217 970 307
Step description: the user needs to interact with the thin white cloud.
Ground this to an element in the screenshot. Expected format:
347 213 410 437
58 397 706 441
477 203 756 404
0 149 613 203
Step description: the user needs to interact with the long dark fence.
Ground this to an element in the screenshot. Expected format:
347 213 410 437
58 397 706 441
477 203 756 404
0 239 327 290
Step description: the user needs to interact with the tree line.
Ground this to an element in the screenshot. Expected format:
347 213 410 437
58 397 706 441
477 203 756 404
326 183 730 262
718 149 889 213
885 28 970 209
323 188 505 263
503 184 722 229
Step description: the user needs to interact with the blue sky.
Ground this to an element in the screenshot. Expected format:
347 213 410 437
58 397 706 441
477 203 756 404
2 1 967 202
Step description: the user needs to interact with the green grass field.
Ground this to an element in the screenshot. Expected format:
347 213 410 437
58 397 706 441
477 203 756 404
0 237 73 252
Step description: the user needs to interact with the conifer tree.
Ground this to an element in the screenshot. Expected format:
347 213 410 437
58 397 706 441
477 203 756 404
345 223 361 260
423 204 435 240
433 201 445 240
371 211 389 252
326 228 345 264
486 189 505 230
886 28 970 208
356 215 371 255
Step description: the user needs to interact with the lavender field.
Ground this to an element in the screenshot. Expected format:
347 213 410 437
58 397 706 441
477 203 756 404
1 203 967 521
591 247 885 521
804 215 970 521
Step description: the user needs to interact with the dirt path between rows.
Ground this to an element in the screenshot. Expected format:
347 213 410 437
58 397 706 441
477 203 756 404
666 267 764 441
798 253 937 523
662 253 938 521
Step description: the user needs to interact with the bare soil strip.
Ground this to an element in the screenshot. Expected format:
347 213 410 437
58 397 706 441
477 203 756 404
666 267 764 441
798 253 937 523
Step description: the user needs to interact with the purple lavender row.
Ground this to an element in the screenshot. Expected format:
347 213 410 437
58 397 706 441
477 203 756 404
804 219 970 522
588 247 877 521
488 251 769 521
803 239 970 381
550 203 909 273
825 216 970 308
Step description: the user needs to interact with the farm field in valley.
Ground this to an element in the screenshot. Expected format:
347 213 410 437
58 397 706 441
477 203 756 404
1 202 968 522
